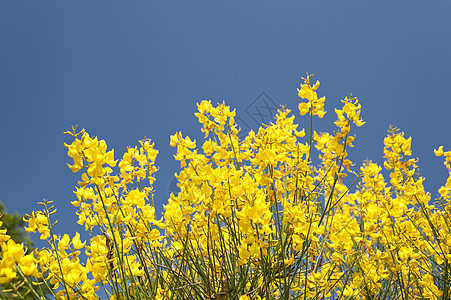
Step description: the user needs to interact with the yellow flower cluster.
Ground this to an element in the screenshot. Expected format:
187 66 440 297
434 146 451 201
0 218 38 285
1 75 450 299
298 74 326 118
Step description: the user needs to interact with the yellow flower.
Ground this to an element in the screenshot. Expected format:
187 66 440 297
19 254 38 276
58 234 70 252
2 239 24 266
434 145 444 156
72 232 86 250
0 266 16 284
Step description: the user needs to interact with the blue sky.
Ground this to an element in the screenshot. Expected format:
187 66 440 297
1 1 450 247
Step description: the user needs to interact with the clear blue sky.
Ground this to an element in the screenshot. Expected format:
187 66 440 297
1 1 450 247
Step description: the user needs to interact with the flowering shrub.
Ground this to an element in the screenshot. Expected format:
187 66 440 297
1 74 451 299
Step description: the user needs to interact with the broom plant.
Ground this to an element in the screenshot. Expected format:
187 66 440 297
0 74 450 299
